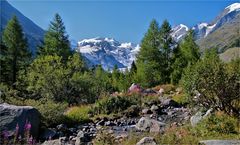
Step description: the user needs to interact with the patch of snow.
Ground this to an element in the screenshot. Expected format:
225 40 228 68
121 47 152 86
171 24 189 42
198 23 208 29
205 23 217 37
79 37 102 43
180 24 189 31
120 42 133 48
225 3 240 14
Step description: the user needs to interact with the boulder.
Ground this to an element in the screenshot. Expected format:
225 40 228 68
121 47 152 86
136 137 157 145
150 105 159 113
75 131 90 145
160 98 179 108
158 88 164 97
190 108 213 126
56 124 68 132
136 117 165 133
143 89 157 95
0 103 40 138
128 83 143 93
199 140 240 145
42 139 60 145
142 108 152 115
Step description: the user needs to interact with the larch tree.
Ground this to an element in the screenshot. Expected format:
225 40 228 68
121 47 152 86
38 13 72 62
2 15 31 86
136 19 162 87
159 20 174 83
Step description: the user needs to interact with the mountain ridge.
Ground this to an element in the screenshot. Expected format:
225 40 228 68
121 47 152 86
0 0 44 54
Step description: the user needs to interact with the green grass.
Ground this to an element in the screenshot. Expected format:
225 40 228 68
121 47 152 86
64 105 91 124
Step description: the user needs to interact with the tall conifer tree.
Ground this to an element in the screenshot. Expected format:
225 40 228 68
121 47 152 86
2 16 31 86
38 13 71 62
136 19 162 87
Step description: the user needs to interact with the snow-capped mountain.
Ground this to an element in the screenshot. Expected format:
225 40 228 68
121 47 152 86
171 3 240 42
79 3 240 70
0 0 44 54
171 24 189 42
76 37 140 70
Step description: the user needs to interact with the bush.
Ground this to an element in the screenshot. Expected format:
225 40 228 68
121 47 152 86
64 105 91 124
194 111 239 136
24 99 68 127
172 93 188 106
181 49 240 116
24 54 97 104
0 83 23 104
90 96 137 115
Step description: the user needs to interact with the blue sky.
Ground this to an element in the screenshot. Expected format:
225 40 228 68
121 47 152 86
8 0 238 44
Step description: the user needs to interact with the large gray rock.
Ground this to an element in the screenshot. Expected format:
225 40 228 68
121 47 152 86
190 108 213 126
75 130 91 145
136 117 165 133
160 98 179 108
0 103 40 137
199 140 240 145
42 139 60 145
136 137 157 145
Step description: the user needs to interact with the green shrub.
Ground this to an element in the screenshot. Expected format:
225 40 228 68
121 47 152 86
181 49 240 116
91 96 137 115
64 105 91 124
172 93 188 105
194 111 239 136
0 83 25 105
25 99 68 127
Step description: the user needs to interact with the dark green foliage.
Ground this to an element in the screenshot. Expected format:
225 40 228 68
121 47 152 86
130 61 137 75
136 19 175 87
180 30 200 64
92 65 113 96
181 49 240 116
171 30 200 84
0 40 9 84
91 96 137 115
38 13 72 62
24 54 95 104
136 19 162 87
111 65 120 90
25 99 68 127
1 16 31 86
194 112 239 135
159 20 174 83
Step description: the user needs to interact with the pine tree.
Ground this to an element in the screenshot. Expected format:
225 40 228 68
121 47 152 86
159 20 174 83
0 39 8 83
180 30 200 65
136 19 162 87
129 61 137 75
111 65 120 90
39 13 71 62
2 16 31 86
170 30 200 84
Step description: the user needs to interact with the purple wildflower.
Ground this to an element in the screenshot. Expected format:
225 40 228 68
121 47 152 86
24 121 32 131
16 123 19 131
28 135 33 145
14 123 20 143
2 130 9 139
26 122 32 130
